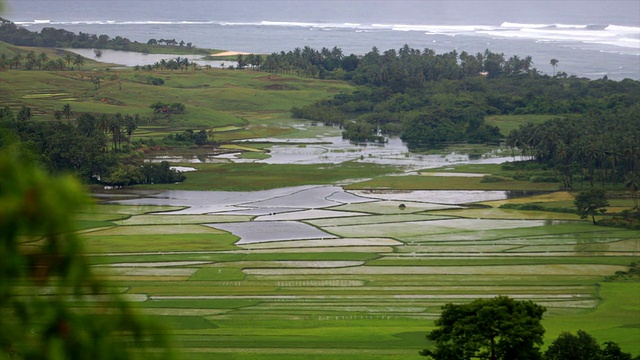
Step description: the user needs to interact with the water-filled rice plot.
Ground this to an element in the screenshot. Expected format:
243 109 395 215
82 190 640 358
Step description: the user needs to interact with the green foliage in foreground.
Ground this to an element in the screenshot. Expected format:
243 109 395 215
0 147 173 360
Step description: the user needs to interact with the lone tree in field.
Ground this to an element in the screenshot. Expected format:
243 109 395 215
574 188 609 224
421 296 546 360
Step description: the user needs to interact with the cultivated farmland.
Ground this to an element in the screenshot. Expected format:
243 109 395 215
82 183 640 359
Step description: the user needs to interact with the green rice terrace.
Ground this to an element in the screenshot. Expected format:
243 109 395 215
1 43 639 359
80 179 640 359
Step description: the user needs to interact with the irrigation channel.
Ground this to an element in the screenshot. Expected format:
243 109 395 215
87 131 640 358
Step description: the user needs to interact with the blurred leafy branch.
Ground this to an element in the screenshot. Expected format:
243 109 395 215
0 141 174 359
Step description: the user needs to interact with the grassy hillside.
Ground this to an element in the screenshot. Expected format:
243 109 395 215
1 58 351 134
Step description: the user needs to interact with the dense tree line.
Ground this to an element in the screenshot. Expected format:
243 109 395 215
0 17 194 53
505 107 640 190
261 45 534 81
0 106 186 186
282 45 639 148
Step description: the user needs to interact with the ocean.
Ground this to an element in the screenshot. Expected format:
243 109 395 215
4 0 640 80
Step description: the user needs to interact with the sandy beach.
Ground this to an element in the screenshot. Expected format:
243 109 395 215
211 51 252 57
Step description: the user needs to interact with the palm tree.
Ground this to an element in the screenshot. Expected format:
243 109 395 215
54 58 65 70
625 173 639 210
73 54 85 70
124 114 138 144
181 57 190 70
54 110 63 122
108 114 123 152
25 51 37 70
97 114 110 140
62 103 73 121
63 53 74 70
37 52 49 70
11 53 23 70
523 56 533 73
331 46 343 60
550 58 559 77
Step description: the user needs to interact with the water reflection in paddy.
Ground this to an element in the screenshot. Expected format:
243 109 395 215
147 127 513 169
112 185 373 215
114 128 532 244
112 186 514 213
110 186 551 245
238 136 512 169
206 221 337 244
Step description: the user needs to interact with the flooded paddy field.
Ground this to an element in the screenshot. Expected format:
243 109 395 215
82 180 640 358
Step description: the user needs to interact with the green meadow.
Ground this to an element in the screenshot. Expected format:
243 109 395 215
2 49 639 358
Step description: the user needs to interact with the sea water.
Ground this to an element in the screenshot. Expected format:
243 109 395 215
5 0 640 79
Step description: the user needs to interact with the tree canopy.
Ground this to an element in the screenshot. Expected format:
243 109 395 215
0 106 186 187
283 45 638 148
574 188 610 224
421 296 546 360
544 330 638 360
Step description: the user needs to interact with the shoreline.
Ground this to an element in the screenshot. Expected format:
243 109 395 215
211 51 252 57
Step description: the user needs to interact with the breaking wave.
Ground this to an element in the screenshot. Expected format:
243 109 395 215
15 19 640 50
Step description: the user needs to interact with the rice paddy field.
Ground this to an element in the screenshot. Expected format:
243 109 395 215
80 184 640 359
